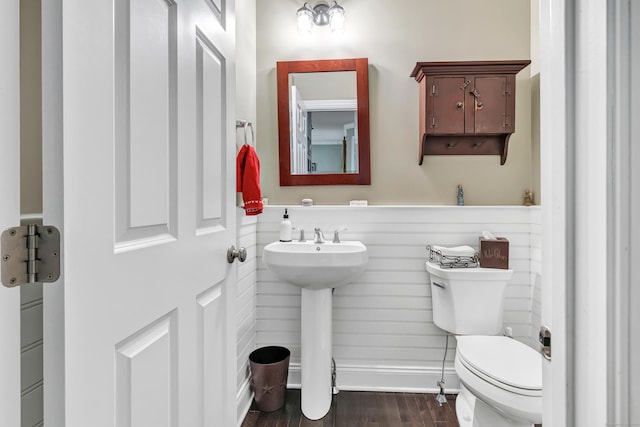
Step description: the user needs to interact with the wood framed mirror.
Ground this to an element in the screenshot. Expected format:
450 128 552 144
277 58 370 186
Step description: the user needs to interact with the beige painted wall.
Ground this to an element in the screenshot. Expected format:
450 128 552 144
20 0 42 215
236 0 257 210
256 0 535 205
530 0 541 204
236 0 256 130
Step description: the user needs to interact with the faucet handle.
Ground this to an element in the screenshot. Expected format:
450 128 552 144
313 227 325 243
293 226 305 242
332 227 348 243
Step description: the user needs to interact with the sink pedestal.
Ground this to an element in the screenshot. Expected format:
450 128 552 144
300 288 332 420
261 240 369 420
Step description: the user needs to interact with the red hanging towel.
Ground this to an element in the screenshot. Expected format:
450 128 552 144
236 145 263 215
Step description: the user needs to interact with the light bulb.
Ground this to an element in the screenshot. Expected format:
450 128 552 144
328 2 345 33
297 3 314 36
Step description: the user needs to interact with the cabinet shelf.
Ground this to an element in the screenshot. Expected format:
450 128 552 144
411 60 530 165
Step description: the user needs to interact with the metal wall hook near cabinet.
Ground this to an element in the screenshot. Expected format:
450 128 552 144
236 120 254 147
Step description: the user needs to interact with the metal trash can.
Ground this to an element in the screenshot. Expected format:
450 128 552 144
249 346 290 412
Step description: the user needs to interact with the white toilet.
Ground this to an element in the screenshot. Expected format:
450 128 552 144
426 262 542 427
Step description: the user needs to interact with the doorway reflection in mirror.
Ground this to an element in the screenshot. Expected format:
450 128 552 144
291 110 358 175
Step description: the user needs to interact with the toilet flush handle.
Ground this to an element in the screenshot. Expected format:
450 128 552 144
432 281 446 289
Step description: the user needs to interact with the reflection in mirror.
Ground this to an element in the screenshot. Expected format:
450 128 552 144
277 58 370 186
289 71 357 175
307 111 358 174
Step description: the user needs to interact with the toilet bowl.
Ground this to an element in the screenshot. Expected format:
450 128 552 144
426 262 543 427
454 335 542 426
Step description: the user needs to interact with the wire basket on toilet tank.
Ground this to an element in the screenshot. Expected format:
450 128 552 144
426 245 479 268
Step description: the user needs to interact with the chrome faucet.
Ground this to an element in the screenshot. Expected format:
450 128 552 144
313 227 325 243
332 227 348 243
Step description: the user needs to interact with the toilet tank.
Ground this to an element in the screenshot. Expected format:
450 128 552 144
426 262 514 335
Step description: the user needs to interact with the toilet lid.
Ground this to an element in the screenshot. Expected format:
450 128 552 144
456 336 542 393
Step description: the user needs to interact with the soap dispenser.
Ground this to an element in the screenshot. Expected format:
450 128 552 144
279 209 292 242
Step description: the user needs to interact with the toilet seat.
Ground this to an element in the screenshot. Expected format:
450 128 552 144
455 335 543 425
456 335 542 396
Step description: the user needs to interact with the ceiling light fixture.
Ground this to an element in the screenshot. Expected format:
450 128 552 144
296 1 345 36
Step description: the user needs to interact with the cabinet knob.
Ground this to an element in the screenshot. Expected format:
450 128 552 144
456 101 464 109
476 101 484 110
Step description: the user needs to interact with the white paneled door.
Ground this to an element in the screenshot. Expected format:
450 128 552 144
0 1 21 426
42 0 237 426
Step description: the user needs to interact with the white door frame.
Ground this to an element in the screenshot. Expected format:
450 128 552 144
627 4 640 422
41 0 65 424
540 0 572 423
607 0 638 424
541 0 638 425
0 1 22 425
571 0 608 424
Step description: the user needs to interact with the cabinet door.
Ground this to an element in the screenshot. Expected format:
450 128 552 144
429 76 466 134
469 75 509 134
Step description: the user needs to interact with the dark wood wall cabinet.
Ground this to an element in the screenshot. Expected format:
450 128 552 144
410 60 530 165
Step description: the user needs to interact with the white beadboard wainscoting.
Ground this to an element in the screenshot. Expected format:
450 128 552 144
253 205 541 394
530 209 542 347
21 215 44 427
236 211 258 422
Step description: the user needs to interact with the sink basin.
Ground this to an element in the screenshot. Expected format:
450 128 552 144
262 240 368 289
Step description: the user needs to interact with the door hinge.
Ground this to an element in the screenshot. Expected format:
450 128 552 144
1 224 61 288
539 325 551 360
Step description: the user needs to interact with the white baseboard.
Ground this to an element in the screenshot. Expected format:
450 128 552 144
236 378 253 427
285 362 460 394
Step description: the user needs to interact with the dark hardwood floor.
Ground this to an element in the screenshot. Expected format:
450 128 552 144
241 389 460 427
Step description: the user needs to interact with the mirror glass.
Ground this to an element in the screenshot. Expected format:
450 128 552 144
289 71 358 174
277 58 370 186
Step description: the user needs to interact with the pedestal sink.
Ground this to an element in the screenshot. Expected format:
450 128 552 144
262 240 368 420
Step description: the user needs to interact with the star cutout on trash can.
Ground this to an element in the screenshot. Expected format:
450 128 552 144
262 384 273 394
